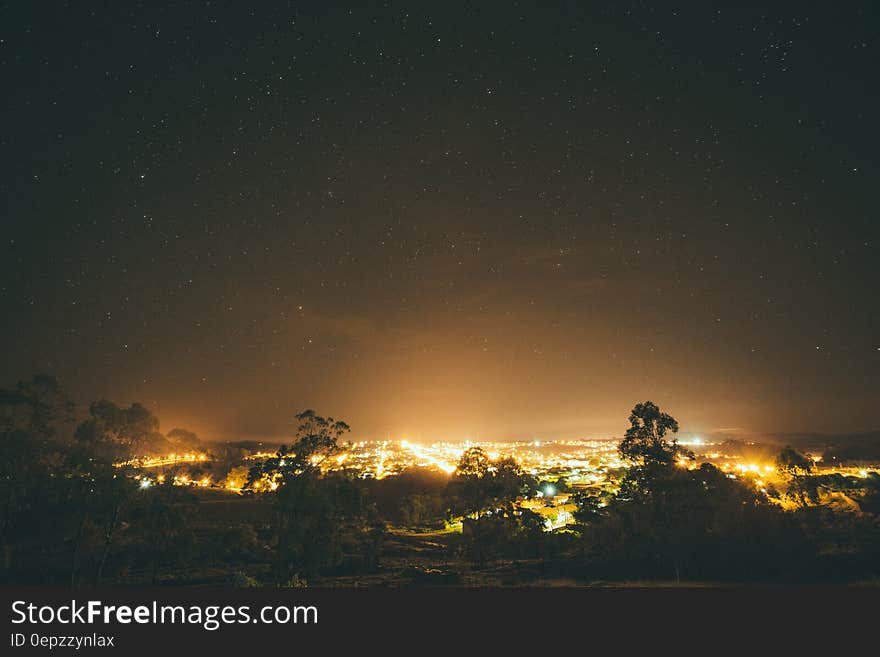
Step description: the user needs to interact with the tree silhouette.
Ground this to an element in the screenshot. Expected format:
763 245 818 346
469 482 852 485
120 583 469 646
456 446 491 478
0 375 74 578
776 446 813 476
67 400 161 582
249 409 350 487
80 400 162 457
448 448 536 566
449 447 492 519
166 428 201 452
573 402 818 581
618 401 692 467
245 410 375 581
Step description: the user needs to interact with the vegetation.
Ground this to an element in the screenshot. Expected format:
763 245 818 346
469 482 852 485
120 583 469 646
1 375 879 586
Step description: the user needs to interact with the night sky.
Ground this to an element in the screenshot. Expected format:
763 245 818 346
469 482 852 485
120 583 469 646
2 2 878 442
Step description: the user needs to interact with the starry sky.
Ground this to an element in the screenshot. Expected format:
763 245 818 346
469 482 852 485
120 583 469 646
2 2 878 442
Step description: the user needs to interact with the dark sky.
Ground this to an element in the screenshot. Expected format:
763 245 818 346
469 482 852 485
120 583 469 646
2 2 878 442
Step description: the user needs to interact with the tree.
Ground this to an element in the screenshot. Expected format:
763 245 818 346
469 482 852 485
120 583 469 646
449 447 492 518
456 447 491 478
571 490 608 525
250 409 349 484
166 428 201 452
247 410 368 581
491 457 535 505
82 400 161 457
66 400 161 583
448 449 536 567
399 495 428 526
0 375 75 577
774 446 817 508
582 462 811 581
776 446 813 477
0 374 75 441
618 401 691 467
576 402 815 581
449 448 534 518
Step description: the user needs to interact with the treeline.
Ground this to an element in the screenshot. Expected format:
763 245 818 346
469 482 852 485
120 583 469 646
2 375 879 586
0 375 215 584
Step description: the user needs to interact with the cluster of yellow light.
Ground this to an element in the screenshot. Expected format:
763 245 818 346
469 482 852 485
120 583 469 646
245 472 280 492
237 438 625 484
211 439 880 500
116 452 209 469
170 473 211 487
135 473 212 488
329 438 625 483
243 451 278 461
732 463 776 474
221 467 248 493
399 440 459 474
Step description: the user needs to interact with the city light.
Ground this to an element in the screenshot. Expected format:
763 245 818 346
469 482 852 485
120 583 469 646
118 439 879 522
